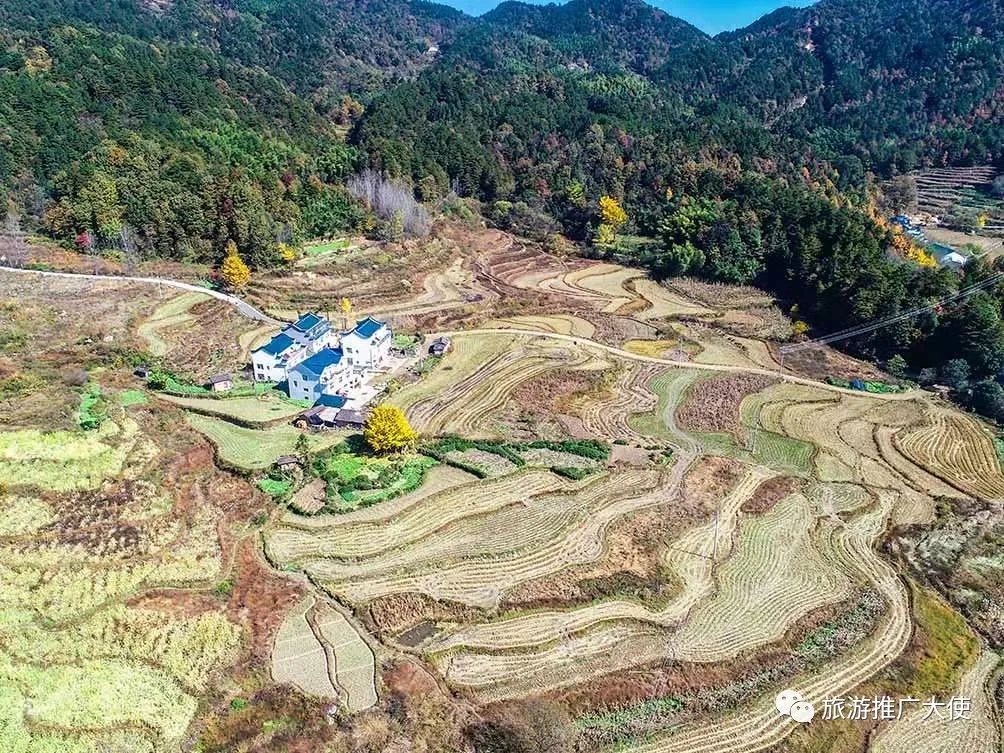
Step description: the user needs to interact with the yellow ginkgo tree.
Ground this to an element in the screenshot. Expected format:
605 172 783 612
219 241 251 289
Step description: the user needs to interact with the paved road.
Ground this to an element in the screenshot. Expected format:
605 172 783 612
0 265 280 324
438 327 921 401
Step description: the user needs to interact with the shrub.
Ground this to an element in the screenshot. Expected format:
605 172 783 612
551 466 593 480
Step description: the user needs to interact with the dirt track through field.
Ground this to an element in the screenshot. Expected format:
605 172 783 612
0 266 279 323
437 329 920 402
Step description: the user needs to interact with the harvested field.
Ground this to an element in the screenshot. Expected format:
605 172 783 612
137 291 210 357
271 597 336 698
136 292 252 377
290 477 327 515
576 362 672 443
669 493 850 662
668 278 776 309
271 596 378 711
897 407 1004 499
626 369 702 452
158 393 305 425
676 373 777 437
872 646 1000 753
486 313 596 338
445 447 520 476
392 333 599 437
285 469 671 609
315 604 378 712
913 166 1002 231
628 492 913 753
185 413 343 470
630 279 713 319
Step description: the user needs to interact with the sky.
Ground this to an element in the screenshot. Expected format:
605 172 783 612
440 0 817 35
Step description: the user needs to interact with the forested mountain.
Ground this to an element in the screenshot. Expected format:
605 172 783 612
722 0 1004 173
1 0 468 97
0 0 469 266
2 0 1004 414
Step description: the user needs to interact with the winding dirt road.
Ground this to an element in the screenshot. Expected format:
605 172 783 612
0 265 280 324
437 328 921 402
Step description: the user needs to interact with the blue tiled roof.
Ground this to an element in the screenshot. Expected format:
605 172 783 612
353 316 385 339
314 393 347 408
291 347 343 377
256 333 294 356
292 312 323 332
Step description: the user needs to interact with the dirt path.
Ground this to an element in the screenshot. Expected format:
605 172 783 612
0 265 280 324
437 328 921 402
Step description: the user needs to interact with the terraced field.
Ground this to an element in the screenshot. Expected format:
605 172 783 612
872 647 1000 753
271 597 378 712
390 332 607 437
137 291 211 356
159 392 305 425
186 413 343 470
914 166 1004 235
0 415 244 753
255 318 1004 751
10 236 999 752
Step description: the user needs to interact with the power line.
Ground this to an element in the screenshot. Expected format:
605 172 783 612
779 271 1004 355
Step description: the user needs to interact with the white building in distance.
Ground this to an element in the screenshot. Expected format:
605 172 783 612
341 316 392 370
251 312 334 383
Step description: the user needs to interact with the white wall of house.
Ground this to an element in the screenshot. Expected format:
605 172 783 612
288 369 319 401
342 329 391 369
251 350 286 383
289 362 356 402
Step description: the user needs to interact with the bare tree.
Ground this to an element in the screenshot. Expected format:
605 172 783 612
347 169 431 238
0 212 30 267
119 223 140 274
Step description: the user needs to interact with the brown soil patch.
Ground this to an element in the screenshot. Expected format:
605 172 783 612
383 659 442 697
668 278 774 310
197 684 337 753
128 589 221 618
780 342 889 382
610 443 652 466
676 373 777 436
682 455 747 511
227 541 305 663
511 369 606 415
742 475 802 514
366 592 483 637
290 478 326 515
156 298 254 380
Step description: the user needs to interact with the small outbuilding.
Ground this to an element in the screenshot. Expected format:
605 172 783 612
275 455 300 469
334 409 366 430
134 366 150 380
429 336 452 357
206 372 233 392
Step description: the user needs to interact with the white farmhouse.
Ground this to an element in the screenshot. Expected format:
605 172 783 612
287 347 359 402
251 312 334 383
340 317 392 370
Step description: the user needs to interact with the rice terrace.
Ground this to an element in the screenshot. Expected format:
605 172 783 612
2 219 1003 753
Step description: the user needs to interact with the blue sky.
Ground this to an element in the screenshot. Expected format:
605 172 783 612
441 1 817 35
